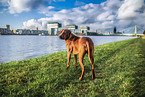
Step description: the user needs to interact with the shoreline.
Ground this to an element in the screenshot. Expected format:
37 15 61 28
0 33 142 37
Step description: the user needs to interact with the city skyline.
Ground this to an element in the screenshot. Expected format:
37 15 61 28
0 0 145 33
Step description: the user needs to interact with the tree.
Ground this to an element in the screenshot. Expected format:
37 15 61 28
113 27 117 34
143 30 145 35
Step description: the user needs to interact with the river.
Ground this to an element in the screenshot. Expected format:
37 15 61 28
0 35 135 64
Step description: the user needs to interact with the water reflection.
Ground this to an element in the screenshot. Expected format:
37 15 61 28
0 35 134 64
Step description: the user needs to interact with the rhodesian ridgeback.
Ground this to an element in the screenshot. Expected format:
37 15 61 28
59 29 95 80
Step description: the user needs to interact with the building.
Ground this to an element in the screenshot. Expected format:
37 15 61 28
79 26 90 35
0 25 12 34
16 29 22 34
16 29 48 35
31 30 40 34
6 25 10 31
65 25 78 33
47 22 62 35
0 28 8 34
17 29 31 34
40 30 49 35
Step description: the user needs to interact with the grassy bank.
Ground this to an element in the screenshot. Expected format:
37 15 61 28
1 38 145 96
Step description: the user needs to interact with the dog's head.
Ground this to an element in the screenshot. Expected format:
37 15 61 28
59 29 72 40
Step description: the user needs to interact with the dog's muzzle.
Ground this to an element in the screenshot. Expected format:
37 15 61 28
59 35 63 39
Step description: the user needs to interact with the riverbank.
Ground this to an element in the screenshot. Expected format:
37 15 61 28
1 38 145 96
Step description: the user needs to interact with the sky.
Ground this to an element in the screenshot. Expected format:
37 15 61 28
0 0 145 33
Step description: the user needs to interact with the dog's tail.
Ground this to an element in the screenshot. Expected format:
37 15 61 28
86 41 94 64
86 41 91 62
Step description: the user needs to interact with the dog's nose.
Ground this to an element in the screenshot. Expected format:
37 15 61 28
59 35 63 39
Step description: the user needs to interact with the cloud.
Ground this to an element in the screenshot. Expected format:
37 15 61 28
23 19 41 30
117 0 145 32
118 0 145 19
22 0 145 33
0 0 65 14
22 18 53 30
0 0 8 13
75 1 85 6
8 0 50 14
102 0 123 11
53 0 65 2
38 6 55 16
97 11 112 21
0 0 9 6
22 2 116 31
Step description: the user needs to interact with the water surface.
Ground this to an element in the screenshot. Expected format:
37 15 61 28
0 35 134 64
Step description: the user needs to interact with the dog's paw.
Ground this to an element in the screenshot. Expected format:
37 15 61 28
92 76 96 80
66 65 70 69
75 65 78 68
79 77 82 81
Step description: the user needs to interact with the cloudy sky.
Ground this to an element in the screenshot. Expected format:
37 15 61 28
0 0 145 33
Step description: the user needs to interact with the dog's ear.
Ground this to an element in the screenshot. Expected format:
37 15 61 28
63 29 71 40
66 30 71 37
59 29 64 36
67 30 74 40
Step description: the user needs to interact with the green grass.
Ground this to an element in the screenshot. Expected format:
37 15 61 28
0 38 145 97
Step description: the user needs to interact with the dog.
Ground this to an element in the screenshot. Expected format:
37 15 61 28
59 29 95 80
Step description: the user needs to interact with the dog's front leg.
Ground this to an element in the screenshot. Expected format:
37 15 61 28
74 54 78 68
67 51 71 69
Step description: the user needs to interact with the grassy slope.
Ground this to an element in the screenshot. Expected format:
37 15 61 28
0 38 145 97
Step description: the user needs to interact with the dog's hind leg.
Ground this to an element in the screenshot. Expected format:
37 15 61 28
79 50 86 80
74 54 78 68
67 52 71 69
88 51 96 79
86 42 96 79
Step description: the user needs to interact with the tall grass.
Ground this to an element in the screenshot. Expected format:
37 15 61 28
0 38 145 96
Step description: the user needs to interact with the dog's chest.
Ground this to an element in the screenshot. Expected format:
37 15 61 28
66 40 79 54
72 42 79 54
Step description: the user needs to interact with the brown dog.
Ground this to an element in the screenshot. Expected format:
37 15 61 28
59 29 95 80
